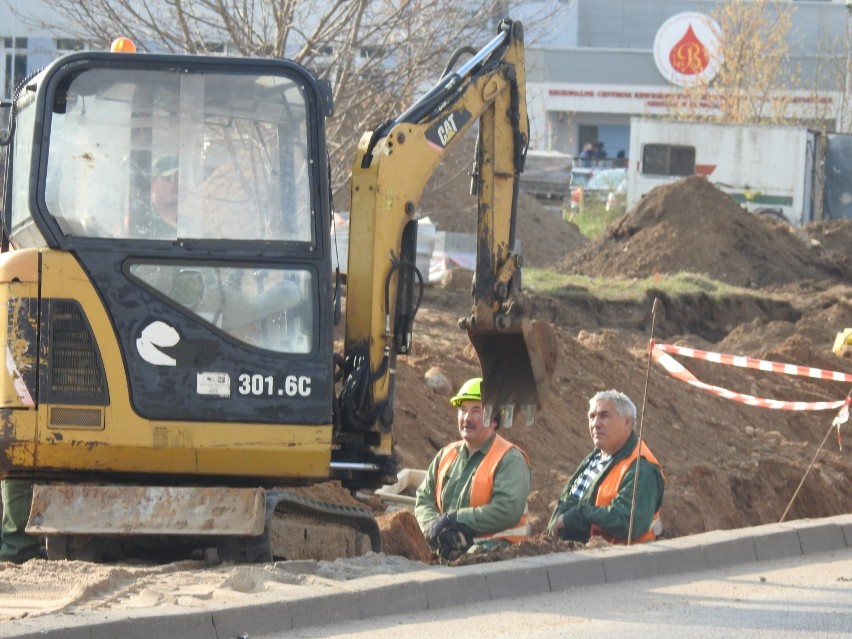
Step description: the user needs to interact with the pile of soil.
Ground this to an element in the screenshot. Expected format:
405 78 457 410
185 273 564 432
557 176 852 287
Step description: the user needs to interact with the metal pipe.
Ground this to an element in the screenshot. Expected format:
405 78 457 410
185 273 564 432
454 29 508 80
329 461 382 471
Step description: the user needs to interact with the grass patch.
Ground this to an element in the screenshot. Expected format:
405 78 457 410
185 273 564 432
524 270 749 300
562 201 623 238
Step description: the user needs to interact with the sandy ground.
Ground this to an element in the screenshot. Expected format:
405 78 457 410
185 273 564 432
0 553 428 624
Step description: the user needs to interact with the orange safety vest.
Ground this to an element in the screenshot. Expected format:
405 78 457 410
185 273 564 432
435 434 530 543
590 440 665 545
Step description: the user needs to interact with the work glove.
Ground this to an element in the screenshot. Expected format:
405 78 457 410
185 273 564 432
425 513 457 546
558 506 591 543
435 521 478 560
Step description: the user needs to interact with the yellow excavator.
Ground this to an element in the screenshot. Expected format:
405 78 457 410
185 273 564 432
0 19 556 561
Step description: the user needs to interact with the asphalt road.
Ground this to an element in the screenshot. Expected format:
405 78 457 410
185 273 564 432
275 547 852 639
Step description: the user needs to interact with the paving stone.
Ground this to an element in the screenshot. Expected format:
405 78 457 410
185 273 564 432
597 545 658 583
690 530 757 568
746 523 802 561
646 538 708 576
420 568 490 610
357 579 428 618
531 551 606 591
211 602 291 638
783 519 847 555
476 558 551 600
834 514 852 547
286 590 362 629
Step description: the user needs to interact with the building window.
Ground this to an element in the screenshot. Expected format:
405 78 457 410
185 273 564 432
3 38 28 49
55 38 85 51
642 144 695 177
4 52 27 97
359 45 386 59
195 41 225 53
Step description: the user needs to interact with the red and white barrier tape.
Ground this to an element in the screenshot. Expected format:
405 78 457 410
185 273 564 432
651 342 852 413
835 402 849 428
654 343 852 383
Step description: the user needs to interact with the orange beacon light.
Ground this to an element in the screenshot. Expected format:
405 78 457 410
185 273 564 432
111 37 137 53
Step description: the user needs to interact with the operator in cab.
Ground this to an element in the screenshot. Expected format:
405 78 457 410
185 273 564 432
134 154 179 239
414 378 531 560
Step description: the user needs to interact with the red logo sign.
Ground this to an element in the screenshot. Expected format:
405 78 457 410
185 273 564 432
669 25 711 76
654 13 722 87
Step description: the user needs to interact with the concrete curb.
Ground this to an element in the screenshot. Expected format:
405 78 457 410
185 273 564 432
5 514 852 639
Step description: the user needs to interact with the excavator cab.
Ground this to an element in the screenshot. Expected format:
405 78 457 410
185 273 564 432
1 53 337 464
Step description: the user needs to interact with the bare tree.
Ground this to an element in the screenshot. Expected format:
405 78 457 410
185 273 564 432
15 0 556 199
711 0 797 124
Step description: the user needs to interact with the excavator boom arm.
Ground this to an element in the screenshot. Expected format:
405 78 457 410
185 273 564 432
339 19 556 445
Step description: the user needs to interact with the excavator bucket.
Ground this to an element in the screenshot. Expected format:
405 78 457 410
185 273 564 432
467 318 558 426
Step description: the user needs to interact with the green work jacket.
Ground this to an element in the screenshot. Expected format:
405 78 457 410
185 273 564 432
414 433 530 537
547 432 664 543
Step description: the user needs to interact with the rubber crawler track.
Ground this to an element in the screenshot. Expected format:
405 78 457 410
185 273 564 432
267 489 382 553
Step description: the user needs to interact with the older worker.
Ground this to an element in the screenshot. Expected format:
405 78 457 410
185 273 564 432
548 389 664 544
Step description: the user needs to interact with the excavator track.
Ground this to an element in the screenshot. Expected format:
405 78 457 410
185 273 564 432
215 489 382 563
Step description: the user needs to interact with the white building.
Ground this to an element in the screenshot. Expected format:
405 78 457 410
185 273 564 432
1 0 88 99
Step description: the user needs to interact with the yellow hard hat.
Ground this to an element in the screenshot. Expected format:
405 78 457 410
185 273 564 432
833 328 852 357
450 377 482 406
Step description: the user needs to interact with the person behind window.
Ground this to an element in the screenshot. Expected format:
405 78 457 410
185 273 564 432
593 141 608 165
134 155 179 238
579 142 594 168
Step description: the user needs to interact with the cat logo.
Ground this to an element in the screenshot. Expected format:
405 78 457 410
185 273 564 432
426 109 472 151
438 114 458 145
136 320 219 367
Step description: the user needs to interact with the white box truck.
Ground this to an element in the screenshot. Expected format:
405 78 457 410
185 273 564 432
626 118 822 225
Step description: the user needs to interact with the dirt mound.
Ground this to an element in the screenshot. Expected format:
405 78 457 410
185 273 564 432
376 510 432 563
416 135 587 268
380 293 852 557
557 176 851 287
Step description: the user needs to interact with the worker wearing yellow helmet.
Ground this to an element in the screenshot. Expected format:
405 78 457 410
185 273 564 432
414 377 531 560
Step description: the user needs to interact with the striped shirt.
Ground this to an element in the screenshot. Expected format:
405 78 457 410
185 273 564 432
569 450 611 500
